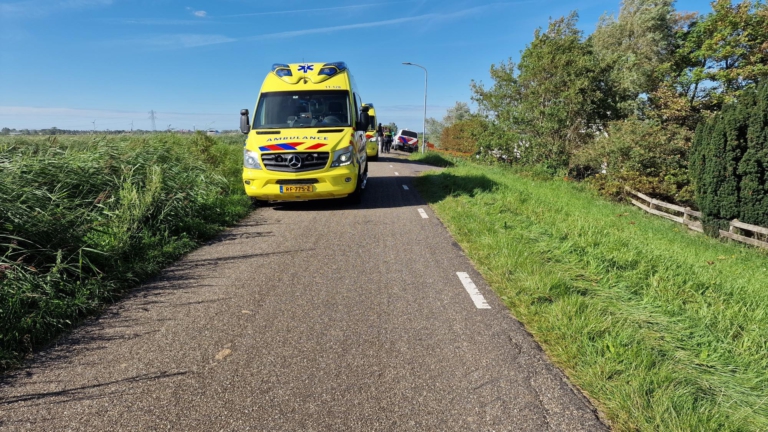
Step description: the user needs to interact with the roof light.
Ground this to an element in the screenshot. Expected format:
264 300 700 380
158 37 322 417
319 62 347 76
272 63 292 77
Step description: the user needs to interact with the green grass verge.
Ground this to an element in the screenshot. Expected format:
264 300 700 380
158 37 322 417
413 158 768 431
408 151 457 168
0 133 250 371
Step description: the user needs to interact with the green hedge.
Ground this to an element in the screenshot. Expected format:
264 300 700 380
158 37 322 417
691 82 768 230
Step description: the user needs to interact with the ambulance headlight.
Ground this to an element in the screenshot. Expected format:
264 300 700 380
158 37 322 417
331 145 354 167
244 149 261 169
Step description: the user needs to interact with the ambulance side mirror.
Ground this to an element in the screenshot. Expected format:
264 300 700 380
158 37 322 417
240 109 250 134
357 110 370 132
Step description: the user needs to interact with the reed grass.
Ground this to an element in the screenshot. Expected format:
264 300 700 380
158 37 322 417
0 133 250 370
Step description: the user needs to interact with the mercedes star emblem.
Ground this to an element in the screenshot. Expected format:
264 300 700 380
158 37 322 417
287 154 302 168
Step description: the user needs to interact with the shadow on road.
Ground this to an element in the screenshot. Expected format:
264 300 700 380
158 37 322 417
414 171 499 204
268 173 424 212
0 370 188 408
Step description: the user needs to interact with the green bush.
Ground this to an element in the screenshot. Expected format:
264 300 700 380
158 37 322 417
439 116 486 154
691 82 768 229
575 118 694 205
0 133 250 370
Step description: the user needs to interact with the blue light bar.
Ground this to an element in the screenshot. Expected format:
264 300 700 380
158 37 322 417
319 62 347 76
272 63 293 77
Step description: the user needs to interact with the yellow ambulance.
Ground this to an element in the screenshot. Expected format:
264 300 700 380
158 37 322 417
239 62 370 205
363 103 379 161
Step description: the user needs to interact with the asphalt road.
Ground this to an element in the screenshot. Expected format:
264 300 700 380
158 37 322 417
0 151 608 431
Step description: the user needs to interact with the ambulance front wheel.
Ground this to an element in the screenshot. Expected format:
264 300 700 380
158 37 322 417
251 198 269 208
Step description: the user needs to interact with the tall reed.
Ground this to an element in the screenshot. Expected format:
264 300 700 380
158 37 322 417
0 133 250 370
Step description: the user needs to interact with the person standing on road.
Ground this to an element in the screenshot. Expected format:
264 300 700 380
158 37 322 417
377 123 384 153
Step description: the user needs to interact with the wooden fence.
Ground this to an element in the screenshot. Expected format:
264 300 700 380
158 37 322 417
624 187 768 249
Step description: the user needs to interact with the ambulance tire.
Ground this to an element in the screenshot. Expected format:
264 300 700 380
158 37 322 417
371 152 379 162
251 198 269 208
346 168 365 205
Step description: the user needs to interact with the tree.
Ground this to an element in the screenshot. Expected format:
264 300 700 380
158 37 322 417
440 115 487 154
443 102 472 125
675 0 768 110
0 127 10 135
426 102 473 147
737 82 768 225
425 117 444 146
691 81 768 230
576 118 693 202
591 0 678 115
472 12 616 168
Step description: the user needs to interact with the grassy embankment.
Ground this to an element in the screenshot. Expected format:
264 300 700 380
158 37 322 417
411 152 768 432
0 133 250 371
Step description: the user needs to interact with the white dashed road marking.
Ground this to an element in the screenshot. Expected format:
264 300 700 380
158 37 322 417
457 272 491 309
395 172 400 176
418 208 429 219
402 185 409 190
390 165 394 167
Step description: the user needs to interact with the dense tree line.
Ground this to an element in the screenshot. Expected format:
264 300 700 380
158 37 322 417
691 81 768 229
433 0 767 208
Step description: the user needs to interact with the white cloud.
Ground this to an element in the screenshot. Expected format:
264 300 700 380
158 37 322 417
216 3 396 19
243 4 518 41
120 18 208 25
106 3 516 50
127 33 236 49
245 15 433 41
185 7 207 18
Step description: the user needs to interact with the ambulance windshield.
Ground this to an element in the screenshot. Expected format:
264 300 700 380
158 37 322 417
254 91 351 129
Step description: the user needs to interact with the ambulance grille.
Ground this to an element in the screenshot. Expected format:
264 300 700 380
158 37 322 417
276 179 318 185
261 152 330 173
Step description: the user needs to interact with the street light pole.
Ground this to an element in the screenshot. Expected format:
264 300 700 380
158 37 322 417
402 62 428 154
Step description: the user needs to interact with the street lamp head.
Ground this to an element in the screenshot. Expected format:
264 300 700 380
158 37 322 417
402 62 412 65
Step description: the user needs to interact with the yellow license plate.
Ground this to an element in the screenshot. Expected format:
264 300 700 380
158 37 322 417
280 185 313 193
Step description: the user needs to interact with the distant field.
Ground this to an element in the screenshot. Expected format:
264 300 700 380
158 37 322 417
412 153 768 432
0 133 250 371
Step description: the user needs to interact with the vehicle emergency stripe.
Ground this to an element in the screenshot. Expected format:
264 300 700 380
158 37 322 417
258 142 328 152
259 142 302 151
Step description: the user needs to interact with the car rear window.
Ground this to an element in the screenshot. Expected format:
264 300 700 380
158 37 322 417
401 130 418 138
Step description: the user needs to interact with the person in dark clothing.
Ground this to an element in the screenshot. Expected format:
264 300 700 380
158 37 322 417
376 123 384 153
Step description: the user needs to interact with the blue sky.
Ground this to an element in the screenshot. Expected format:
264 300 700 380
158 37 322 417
1 0 711 132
